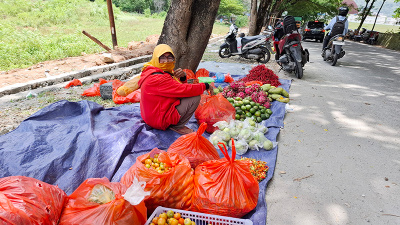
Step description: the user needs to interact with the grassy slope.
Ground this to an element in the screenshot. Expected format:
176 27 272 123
0 0 229 71
348 22 400 33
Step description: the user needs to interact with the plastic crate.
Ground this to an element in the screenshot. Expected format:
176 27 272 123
145 206 253 225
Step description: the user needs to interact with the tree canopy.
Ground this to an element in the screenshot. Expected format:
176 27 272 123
218 0 246 17
286 0 341 23
394 0 400 18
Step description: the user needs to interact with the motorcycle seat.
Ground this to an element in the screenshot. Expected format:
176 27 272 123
241 35 264 45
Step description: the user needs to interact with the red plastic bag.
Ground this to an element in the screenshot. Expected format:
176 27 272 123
81 79 125 97
191 139 259 217
81 83 101 96
194 93 236 133
195 68 209 78
183 69 196 79
0 176 67 225
120 148 194 213
65 79 82 88
168 122 220 168
113 89 141 104
59 177 147 225
224 73 234 83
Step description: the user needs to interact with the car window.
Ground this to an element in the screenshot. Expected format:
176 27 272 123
307 22 324 29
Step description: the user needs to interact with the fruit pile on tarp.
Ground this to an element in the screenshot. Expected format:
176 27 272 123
0 71 291 225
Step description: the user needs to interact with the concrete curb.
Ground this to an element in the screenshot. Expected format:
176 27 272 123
0 55 152 98
0 36 225 103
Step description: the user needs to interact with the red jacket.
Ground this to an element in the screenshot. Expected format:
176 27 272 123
138 66 207 130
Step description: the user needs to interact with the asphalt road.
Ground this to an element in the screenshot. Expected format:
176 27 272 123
265 40 400 224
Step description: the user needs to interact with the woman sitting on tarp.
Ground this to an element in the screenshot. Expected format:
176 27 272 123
134 44 213 135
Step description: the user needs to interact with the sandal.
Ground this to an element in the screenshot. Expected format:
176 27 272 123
169 126 193 135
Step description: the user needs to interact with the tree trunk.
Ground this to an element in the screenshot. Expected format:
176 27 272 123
372 0 386 31
254 0 273 34
249 0 274 36
248 0 258 36
356 0 377 33
158 0 221 71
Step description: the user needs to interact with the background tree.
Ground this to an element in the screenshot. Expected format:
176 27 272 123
158 0 221 71
371 0 387 31
113 0 154 13
286 0 339 23
218 0 246 17
394 0 400 18
356 0 378 33
113 0 170 13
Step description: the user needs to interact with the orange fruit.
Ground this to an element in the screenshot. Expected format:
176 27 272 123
170 218 179 225
159 213 168 219
174 213 181 220
152 217 159 224
158 217 166 225
178 218 184 224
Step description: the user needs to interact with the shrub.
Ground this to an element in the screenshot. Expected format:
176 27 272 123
235 15 248 28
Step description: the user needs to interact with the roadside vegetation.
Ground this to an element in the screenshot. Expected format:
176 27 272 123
348 22 399 33
0 0 230 72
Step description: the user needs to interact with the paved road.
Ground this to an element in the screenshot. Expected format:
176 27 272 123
266 40 400 224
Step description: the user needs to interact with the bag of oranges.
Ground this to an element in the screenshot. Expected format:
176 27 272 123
120 148 194 213
0 176 67 225
191 139 259 218
194 93 236 134
168 122 220 168
59 177 147 225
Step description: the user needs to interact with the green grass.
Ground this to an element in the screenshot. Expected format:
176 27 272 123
349 22 400 33
0 0 229 72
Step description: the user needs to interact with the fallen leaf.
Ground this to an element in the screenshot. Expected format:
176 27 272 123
324 129 328 131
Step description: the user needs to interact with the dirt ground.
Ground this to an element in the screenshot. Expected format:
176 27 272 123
0 35 160 89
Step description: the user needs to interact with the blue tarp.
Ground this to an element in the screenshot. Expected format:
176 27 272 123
0 74 291 225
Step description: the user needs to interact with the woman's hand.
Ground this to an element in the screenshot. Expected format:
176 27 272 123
208 84 214 96
174 68 186 78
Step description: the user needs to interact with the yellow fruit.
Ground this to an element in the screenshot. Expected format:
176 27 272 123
170 218 179 225
167 210 174 218
184 218 191 225
158 217 166 225
159 213 168 219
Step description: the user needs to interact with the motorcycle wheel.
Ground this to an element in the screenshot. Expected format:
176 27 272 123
218 47 231 58
294 61 303 79
257 49 271 63
331 53 338 66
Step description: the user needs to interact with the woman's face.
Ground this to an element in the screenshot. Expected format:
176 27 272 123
159 52 175 63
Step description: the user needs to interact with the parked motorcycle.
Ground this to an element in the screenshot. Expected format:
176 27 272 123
219 23 273 63
322 34 345 66
273 16 309 79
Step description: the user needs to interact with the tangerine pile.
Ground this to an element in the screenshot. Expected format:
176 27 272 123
150 210 195 225
142 154 172 174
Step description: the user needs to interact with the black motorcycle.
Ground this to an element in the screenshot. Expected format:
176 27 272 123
219 24 273 63
322 34 345 66
273 16 309 79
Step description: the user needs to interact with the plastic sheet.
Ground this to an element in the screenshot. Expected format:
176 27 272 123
0 72 292 225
